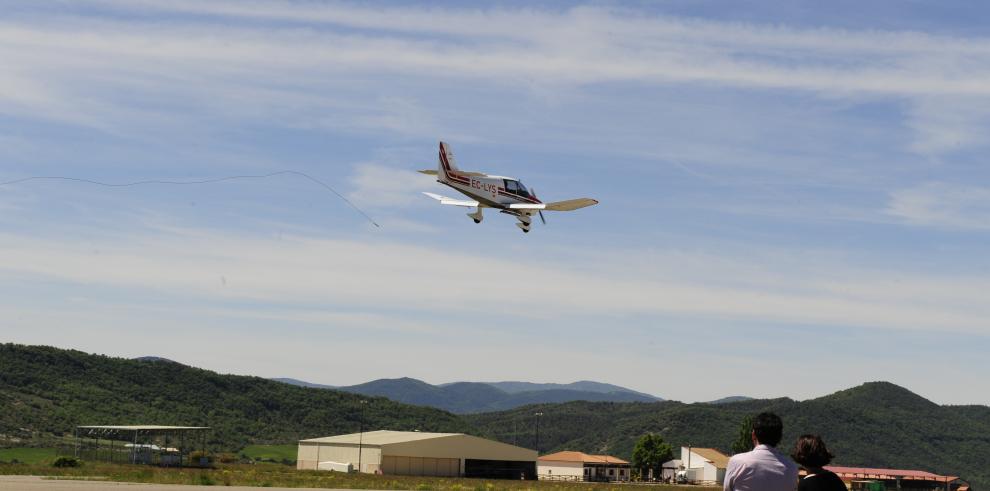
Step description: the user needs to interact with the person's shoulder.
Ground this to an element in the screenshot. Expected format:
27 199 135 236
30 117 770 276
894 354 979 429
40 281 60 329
800 470 845 490
727 449 754 463
821 470 845 482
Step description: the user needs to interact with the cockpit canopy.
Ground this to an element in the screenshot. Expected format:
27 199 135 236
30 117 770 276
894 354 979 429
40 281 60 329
504 179 532 198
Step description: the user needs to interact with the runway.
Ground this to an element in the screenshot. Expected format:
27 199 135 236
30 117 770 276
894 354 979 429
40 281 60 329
0 476 361 490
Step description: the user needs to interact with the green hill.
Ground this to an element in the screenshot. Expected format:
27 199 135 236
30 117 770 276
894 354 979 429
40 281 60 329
0 344 469 450
465 382 990 488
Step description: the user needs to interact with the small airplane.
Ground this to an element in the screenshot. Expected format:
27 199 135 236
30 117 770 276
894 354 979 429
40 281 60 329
420 142 598 233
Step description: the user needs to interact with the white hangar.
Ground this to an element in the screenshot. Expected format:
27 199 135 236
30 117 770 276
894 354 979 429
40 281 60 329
297 430 537 479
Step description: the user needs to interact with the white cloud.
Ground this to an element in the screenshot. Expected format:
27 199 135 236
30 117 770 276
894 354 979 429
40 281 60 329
1 226 989 334
886 182 990 230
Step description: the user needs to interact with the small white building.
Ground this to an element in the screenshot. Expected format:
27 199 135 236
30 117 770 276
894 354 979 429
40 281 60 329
538 451 631 482
663 447 729 484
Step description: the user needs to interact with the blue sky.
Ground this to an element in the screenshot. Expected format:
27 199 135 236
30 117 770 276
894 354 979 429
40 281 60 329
2 0 989 405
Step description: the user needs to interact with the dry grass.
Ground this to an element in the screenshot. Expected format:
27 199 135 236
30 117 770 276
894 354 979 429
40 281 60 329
0 462 718 490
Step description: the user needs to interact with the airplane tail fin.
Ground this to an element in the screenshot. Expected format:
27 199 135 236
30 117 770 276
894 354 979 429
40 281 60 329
438 141 459 181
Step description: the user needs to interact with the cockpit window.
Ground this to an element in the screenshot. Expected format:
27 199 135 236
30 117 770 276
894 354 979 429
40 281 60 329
504 179 530 198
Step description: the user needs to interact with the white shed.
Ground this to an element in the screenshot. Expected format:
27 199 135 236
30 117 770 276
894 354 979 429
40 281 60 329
663 447 729 484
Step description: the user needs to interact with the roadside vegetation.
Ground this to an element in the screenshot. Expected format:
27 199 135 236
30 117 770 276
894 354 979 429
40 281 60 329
0 461 715 490
0 447 55 465
240 444 298 465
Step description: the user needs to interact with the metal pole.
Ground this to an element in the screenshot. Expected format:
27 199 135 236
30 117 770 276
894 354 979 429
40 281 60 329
534 412 543 454
604 449 609 482
358 400 367 473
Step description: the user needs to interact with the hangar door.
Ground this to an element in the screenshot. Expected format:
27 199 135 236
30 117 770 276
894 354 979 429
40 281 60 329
381 455 459 477
465 459 536 480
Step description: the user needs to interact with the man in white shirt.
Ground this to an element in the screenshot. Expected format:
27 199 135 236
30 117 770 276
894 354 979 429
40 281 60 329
723 412 799 491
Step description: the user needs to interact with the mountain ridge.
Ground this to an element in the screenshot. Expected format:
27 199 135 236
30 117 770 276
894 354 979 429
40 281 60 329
334 377 659 413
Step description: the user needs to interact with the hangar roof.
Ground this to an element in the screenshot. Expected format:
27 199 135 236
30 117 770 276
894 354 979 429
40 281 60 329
300 430 462 446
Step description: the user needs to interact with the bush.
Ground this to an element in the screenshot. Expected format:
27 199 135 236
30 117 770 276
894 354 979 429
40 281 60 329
189 450 213 465
217 452 238 464
52 456 81 468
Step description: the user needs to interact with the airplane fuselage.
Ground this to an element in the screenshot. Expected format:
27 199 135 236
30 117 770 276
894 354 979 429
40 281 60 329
441 173 541 209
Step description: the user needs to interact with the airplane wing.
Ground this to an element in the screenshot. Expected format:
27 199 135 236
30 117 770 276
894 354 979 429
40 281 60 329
422 192 480 207
418 170 439 175
544 198 599 211
508 203 546 210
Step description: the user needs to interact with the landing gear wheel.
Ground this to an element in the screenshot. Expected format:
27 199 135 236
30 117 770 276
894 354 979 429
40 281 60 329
474 219 481 224
522 228 530 233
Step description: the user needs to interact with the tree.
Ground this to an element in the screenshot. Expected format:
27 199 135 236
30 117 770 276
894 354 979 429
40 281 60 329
631 433 674 481
730 415 754 455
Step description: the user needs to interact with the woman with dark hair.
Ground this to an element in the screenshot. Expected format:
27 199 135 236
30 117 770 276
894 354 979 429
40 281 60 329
790 435 846 491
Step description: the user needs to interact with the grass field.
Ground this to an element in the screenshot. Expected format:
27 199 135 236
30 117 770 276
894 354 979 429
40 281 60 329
0 448 56 465
0 461 718 490
240 444 297 463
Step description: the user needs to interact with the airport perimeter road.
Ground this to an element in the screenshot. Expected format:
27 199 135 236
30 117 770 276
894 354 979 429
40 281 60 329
0 476 375 490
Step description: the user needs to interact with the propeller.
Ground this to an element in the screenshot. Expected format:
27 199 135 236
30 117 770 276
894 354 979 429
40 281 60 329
532 188 546 225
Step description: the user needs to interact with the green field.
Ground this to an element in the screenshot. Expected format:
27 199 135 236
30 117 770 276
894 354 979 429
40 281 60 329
240 444 297 463
0 461 717 490
0 448 55 465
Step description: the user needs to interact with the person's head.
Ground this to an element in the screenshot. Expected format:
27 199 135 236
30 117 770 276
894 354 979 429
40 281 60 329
790 434 834 469
751 412 784 447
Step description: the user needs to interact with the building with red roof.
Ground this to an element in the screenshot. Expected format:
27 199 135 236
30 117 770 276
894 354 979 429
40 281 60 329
809 465 970 490
537 450 630 482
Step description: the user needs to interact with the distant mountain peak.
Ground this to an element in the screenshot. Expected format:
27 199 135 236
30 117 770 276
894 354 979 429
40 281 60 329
271 378 336 390
820 381 938 410
133 356 181 365
485 380 662 400
336 378 660 413
705 396 754 404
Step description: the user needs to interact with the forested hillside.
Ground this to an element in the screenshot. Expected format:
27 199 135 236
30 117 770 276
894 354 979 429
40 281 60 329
0 344 469 450
466 382 990 489
2 344 988 488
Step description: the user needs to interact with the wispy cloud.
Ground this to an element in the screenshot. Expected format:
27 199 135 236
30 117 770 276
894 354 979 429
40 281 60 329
886 182 990 230
4 1 990 158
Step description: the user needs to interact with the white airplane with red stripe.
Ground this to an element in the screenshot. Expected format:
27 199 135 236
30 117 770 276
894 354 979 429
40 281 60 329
420 142 598 233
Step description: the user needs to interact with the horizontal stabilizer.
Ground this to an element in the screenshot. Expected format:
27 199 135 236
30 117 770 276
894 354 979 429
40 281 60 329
421 169 487 177
422 192 480 208
545 198 599 211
